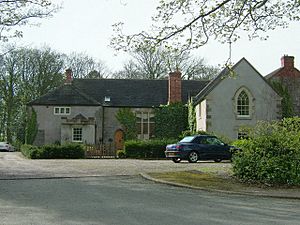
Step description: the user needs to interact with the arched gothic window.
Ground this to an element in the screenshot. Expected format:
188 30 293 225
237 90 250 117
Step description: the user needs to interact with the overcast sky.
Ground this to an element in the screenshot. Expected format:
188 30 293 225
16 0 300 76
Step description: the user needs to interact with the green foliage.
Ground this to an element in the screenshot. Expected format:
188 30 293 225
21 143 85 159
232 118 300 185
155 103 188 139
179 130 210 139
21 144 41 159
111 0 300 53
115 108 137 140
271 81 294 118
125 139 178 159
0 46 65 144
25 108 38 145
188 100 196 132
0 0 59 42
116 149 126 159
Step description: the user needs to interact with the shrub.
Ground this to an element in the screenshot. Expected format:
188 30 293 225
117 150 126 158
21 144 41 159
125 139 178 159
21 143 85 159
179 130 210 139
232 119 300 185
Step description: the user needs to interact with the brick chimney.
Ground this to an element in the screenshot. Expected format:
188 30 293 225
65 68 73 84
168 71 182 104
281 55 294 69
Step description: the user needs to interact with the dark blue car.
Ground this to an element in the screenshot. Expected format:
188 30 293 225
165 135 234 163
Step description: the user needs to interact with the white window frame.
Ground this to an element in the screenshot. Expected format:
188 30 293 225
237 90 250 117
135 111 155 140
72 127 83 142
234 88 253 119
54 107 71 115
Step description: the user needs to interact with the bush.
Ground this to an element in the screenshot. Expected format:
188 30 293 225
232 119 300 185
117 150 126 158
125 139 178 159
21 143 85 159
21 144 41 159
179 130 210 139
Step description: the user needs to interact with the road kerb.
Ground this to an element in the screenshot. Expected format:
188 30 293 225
140 173 300 200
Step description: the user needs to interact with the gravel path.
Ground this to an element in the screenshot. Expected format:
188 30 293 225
0 152 231 179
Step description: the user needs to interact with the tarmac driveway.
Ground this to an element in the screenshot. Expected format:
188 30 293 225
0 152 231 179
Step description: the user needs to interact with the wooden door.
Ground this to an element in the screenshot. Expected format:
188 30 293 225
114 130 124 150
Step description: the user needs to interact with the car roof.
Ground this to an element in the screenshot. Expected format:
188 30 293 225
192 135 217 138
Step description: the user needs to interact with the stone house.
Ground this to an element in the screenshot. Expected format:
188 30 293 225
266 55 300 116
28 58 281 148
28 70 208 148
193 58 281 139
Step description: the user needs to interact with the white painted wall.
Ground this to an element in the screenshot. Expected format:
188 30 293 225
32 105 101 145
196 100 207 131
196 59 281 139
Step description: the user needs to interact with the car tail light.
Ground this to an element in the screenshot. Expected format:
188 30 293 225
176 145 183 150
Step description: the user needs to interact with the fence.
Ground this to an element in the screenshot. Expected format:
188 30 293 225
85 143 116 159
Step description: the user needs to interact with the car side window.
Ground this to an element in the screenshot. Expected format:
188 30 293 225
197 137 210 144
193 137 203 144
206 137 224 145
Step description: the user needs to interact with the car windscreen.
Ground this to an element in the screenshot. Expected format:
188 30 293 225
179 136 195 143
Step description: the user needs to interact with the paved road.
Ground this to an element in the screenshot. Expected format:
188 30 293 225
1 176 300 225
0 152 299 225
0 152 230 179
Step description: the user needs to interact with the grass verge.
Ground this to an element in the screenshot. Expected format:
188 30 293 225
148 170 300 194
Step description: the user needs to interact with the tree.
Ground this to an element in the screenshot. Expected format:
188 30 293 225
113 45 219 80
113 60 142 79
0 0 60 42
64 52 109 79
0 46 65 143
111 0 300 52
115 108 137 140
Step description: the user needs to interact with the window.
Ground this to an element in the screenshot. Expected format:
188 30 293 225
205 137 224 145
72 127 82 142
54 107 71 115
136 111 155 139
237 90 249 117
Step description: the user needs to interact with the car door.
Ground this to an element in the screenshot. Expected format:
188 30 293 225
205 137 229 159
192 137 211 159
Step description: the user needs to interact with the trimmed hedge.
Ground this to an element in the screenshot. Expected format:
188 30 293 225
125 139 178 159
21 143 85 159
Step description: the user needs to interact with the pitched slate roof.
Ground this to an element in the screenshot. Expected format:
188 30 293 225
28 84 100 106
29 78 209 107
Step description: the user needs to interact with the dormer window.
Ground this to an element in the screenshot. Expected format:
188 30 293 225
104 96 111 102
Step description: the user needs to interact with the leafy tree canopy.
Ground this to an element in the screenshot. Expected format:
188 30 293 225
0 0 60 42
111 0 300 52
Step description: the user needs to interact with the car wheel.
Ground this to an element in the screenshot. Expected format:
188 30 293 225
188 151 198 163
172 158 181 163
214 159 222 163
